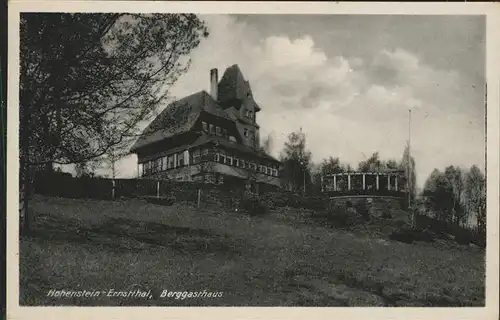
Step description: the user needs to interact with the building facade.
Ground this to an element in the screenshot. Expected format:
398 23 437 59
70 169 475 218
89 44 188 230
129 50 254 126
130 65 282 190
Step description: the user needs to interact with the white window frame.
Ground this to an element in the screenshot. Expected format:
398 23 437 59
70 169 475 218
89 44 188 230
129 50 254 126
177 152 185 167
192 149 201 164
162 157 168 171
167 155 174 169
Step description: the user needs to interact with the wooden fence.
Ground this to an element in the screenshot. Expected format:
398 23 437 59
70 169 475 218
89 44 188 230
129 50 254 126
32 175 248 208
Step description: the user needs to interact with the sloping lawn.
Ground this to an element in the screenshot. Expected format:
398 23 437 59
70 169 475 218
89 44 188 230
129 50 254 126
19 195 485 306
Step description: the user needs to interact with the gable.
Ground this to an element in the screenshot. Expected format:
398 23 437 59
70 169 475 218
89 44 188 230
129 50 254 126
130 91 230 153
218 64 261 111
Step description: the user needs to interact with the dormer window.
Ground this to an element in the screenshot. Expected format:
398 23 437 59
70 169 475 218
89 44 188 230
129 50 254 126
209 124 215 134
216 126 221 136
202 121 208 132
244 128 249 137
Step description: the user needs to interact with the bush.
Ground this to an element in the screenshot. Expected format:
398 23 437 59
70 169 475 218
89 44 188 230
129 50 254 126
145 194 176 206
327 209 351 228
261 192 327 211
261 192 289 208
381 211 393 219
319 205 363 228
389 227 435 244
472 231 486 248
239 194 270 216
454 229 473 245
354 201 371 222
298 196 326 211
263 197 276 211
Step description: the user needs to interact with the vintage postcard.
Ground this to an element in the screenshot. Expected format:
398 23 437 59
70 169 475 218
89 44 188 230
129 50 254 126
6 1 500 320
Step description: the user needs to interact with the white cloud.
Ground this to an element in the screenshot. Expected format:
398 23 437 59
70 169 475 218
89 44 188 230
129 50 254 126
110 15 484 188
262 35 327 68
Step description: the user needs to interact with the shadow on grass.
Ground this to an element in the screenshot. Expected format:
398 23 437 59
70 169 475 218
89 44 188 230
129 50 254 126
335 268 470 307
25 213 243 257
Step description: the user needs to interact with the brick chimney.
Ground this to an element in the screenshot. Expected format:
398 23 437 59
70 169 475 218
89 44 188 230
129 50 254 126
210 68 218 100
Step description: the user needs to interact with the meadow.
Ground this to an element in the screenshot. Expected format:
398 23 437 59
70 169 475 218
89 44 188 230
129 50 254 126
19 195 485 306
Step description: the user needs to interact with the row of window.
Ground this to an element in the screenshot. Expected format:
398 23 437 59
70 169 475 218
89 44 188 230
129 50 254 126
140 148 279 177
201 121 237 142
206 149 279 177
141 151 187 176
202 120 256 146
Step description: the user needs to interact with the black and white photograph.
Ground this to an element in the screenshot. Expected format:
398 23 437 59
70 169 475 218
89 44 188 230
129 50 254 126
7 1 500 318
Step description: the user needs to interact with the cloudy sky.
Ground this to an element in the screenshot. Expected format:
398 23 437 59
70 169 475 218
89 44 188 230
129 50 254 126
114 14 486 188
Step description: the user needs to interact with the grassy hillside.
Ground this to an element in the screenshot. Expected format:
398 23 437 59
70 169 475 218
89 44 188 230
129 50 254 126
20 195 485 306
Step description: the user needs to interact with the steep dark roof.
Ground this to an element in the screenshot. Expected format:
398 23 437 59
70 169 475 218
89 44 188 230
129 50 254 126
138 134 215 162
130 90 230 152
218 64 261 111
131 65 264 153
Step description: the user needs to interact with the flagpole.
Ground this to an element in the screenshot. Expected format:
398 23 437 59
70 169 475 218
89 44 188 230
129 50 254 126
408 109 413 227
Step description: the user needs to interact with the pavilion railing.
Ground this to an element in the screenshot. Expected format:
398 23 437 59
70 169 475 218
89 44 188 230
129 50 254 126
325 189 407 198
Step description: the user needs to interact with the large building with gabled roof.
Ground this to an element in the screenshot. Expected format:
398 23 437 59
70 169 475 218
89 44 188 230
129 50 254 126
130 64 282 190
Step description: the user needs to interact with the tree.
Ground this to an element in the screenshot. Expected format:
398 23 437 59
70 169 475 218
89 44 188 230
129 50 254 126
464 165 486 232
74 162 98 178
423 165 478 227
422 170 455 221
280 130 312 193
101 137 135 179
311 157 344 192
320 157 344 175
358 152 387 172
19 13 208 233
385 159 399 170
399 144 417 202
443 165 466 225
260 133 273 155
423 169 441 195
342 163 353 172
